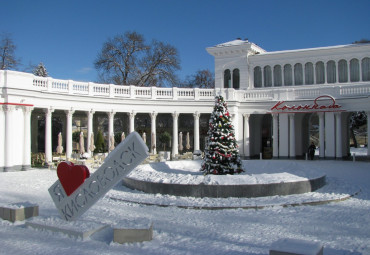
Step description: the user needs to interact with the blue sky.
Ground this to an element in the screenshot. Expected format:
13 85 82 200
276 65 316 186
2 0 370 83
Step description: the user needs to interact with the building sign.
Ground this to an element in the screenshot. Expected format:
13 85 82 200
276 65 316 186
270 95 344 114
48 132 149 221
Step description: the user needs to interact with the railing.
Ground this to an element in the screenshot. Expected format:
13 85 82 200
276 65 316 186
72 81 89 94
2 71 370 102
27 75 224 101
239 82 370 101
156 88 173 98
28 78 370 102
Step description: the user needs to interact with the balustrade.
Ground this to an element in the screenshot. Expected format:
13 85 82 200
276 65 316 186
135 87 152 97
52 80 69 91
72 82 89 94
5 71 370 103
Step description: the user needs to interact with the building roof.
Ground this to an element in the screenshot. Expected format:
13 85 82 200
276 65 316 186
215 39 250 47
207 39 266 56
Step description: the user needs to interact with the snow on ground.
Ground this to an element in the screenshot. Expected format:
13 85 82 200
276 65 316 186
0 157 370 255
128 160 325 185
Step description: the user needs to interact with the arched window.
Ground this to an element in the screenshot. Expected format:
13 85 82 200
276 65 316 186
232 69 240 89
338 59 348 83
284 64 292 86
273 65 282 86
327 60 336 83
264 66 272 87
294 63 303 85
224 69 231 88
315 61 325 84
254 66 262 88
350 58 360 82
305 62 314 85
362 57 370 81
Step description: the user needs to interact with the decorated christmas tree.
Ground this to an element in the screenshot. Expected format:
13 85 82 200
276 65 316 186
201 95 243 175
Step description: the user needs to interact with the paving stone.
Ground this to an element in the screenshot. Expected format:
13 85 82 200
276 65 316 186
270 238 323 255
0 202 38 222
113 218 153 244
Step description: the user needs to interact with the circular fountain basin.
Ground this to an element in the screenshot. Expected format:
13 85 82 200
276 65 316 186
123 160 326 198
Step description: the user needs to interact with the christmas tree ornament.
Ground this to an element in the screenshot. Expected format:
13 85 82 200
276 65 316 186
200 95 243 175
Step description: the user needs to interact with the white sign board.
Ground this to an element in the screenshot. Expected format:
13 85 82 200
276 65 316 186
49 132 149 221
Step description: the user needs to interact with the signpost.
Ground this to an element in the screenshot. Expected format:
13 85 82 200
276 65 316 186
49 132 149 221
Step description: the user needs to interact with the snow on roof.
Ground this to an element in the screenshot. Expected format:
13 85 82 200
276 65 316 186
258 43 370 56
216 39 249 47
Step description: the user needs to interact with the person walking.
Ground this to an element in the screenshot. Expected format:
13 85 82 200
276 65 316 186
308 142 316 160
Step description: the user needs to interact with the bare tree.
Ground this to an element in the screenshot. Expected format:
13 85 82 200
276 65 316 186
95 31 180 87
184 69 215 88
0 33 19 70
95 32 147 85
137 40 180 86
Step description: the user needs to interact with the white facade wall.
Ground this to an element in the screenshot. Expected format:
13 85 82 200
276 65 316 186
1 40 370 170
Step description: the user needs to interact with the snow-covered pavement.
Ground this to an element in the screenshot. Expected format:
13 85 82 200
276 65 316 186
0 159 369 255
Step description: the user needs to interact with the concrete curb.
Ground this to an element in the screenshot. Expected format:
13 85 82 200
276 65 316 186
122 175 326 198
108 189 360 210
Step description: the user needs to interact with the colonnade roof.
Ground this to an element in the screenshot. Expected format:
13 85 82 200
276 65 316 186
206 39 266 56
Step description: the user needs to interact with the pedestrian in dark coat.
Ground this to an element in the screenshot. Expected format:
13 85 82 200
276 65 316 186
308 142 316 160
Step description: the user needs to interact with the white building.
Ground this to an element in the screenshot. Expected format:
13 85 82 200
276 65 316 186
1 39 370 171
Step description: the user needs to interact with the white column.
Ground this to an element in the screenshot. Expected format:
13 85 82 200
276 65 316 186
108 110 115 150
271 66 274 87
3 105 14 171
367 111 370 156
249 65 254 89
289 113 296 158
150 112 157 154
318 112 325 158
278 114 289 158
44 107 54 164
272 114 279 158
172 112 179 158
325 112 336 158
87 110 94 156
335 112 342 159
193 112 200 152
347 59 351 82
65 109 74 160
129 111 136 133
22 106 33 170
243 113 250 158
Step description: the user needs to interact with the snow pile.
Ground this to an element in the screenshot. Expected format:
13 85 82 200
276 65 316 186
0 159 369 255
128 160 324 185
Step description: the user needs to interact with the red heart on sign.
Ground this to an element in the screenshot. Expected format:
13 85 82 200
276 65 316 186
57 162 90 196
